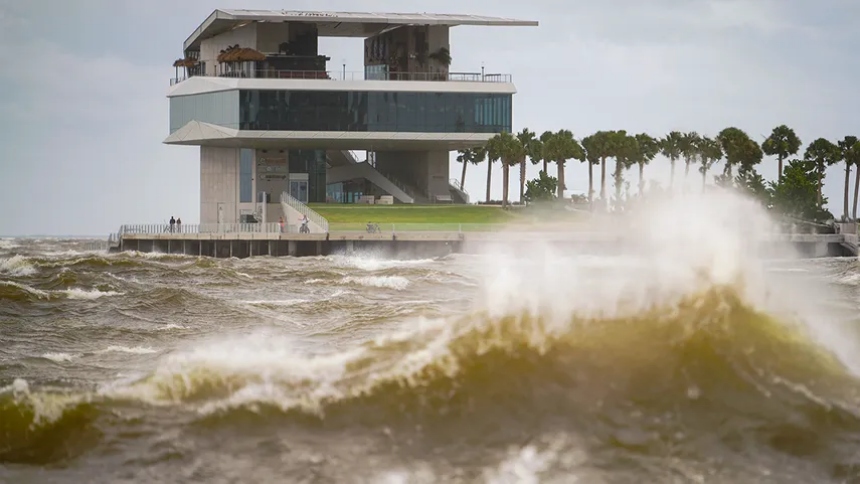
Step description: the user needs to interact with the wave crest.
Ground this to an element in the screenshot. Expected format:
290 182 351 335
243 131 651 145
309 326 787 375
0 379 100 464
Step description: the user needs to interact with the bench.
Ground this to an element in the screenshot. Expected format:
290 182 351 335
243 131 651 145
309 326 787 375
434 195 454 204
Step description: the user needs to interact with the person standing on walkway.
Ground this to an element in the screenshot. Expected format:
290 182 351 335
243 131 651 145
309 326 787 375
169 216 176 233
176 217 182 233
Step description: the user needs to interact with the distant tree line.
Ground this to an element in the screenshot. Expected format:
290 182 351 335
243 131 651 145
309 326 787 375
457 126 860 222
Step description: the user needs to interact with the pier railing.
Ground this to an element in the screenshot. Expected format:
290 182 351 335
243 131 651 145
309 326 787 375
116 222 595 236
328 223 555 233
119 223 281 235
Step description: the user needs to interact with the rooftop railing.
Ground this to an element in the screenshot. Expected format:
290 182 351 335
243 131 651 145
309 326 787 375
170 69 512 86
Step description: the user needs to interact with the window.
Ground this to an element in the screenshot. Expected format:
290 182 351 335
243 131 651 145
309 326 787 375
169 90 240 133
238 90 512 134
239 148 253 203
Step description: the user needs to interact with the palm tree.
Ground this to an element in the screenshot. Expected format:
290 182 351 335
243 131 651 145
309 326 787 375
580 134 601 206
804 138 839 208
717 127 759 179
661 131 683 189
486 132 525 208
590 130 614 204
479 146 493 204
543 129 586 199
516 129 538 203
838 136 858 220
849 142 860 220
455 148 482 190
697 136 723 189
633 133 660 195
538 131 554 173
762 125 802 180
680 131 701 180
612 132 638 206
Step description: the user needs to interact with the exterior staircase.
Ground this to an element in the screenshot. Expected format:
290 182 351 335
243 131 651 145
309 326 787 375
280 191 329 233
326 149 360 167
327 162 416 204
448 179 470 204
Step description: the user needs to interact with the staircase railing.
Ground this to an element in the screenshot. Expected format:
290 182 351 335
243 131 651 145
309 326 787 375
342 150 359 164
376 167 419 199
449 179 469 194
280 191 329 232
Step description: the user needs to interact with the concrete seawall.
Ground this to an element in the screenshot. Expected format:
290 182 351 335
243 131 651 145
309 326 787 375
114 231 859 259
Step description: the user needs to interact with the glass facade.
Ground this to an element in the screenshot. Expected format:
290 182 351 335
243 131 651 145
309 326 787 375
288 149 327 203
239 90 512 133
170 89 512 134
169 91 240 133
239 149 254 203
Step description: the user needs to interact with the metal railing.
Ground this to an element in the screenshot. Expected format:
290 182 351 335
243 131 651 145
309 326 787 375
119 223 281 235
449 179 469 194
327 223 515 233
170 69 512 85
280 192 329 232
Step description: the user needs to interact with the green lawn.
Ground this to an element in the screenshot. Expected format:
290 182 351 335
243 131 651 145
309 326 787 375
306 204 588 231
308 204 519 224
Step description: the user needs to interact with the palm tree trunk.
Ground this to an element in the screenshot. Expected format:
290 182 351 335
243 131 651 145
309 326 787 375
638 163 645 195
702 168 708 190
614 164 623 204
853 165 860 221
542 159 547 174
684 158 690 178
844 162 852 220
817 166 823 207
519 159 526 203
670 159 676 188
600 158 607 203
460 160 468 190
486 162 492 203
778 155 784 181
557 160 566 200
502 162 510 208
588 162 594 208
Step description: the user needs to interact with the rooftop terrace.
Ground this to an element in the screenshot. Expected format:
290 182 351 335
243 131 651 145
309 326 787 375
170 69 511 86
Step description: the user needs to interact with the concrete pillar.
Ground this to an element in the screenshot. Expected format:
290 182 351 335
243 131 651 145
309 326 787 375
346 241 354 253
288 241 297 256
316 241 322 256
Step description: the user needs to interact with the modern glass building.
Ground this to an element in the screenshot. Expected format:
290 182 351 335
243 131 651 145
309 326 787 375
164 9 537 227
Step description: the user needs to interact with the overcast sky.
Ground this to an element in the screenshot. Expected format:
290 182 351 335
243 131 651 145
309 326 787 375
1 0 858 235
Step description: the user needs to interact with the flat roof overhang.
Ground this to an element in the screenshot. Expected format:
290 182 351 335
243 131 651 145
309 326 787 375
164 121 494 151
184 9 539 51
167 76 517 96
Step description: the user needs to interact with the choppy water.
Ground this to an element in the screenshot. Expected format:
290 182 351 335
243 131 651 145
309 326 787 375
5 194 860 483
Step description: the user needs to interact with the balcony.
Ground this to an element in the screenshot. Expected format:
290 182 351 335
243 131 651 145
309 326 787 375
169 69 512 86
